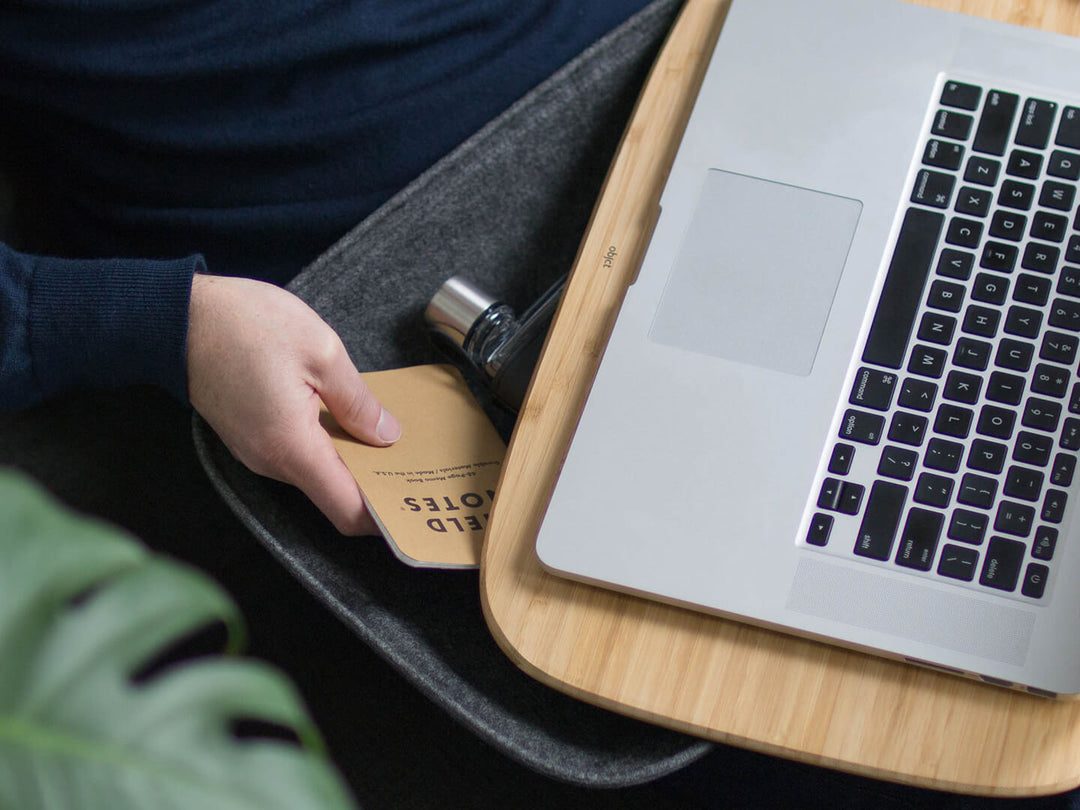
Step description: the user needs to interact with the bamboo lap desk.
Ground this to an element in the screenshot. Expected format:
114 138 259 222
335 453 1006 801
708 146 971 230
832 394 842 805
480 0 1080 797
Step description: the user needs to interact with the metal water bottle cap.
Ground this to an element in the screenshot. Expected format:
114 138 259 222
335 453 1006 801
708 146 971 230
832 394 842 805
424 275 500 349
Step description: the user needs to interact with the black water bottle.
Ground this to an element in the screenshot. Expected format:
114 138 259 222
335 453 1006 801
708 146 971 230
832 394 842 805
424 275 564 411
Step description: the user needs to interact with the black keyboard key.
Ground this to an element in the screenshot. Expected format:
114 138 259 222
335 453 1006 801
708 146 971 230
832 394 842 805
989 214 1026 243
1040 180 1076 211
994 501 1035 537
937 248 975 279
1007 149 1043 178
1042 489 1068 523
1060 417 1080 450
1032 526 1059 560
941 80 982 111
994 338 1033 372
946 217 983 248
895 508 944 571
923 139 965 170
898 377 938 412
953 338 991 370
1060 267 1080 298
1031 363 1070 399
1004 305 1042 338
932 108 974 141
1022 563 1050 599
1069 236 1080 265
1015 98 1058 149
908 345 948 378
1012 273 1052 306
934 403 973 438
1022 397 1062 432
1051 452 1076 487
980 536 1025 591
1014 431 1053 467
962 305 999 337
999 180 1035 210
939 544 980 581
1056 106 1080 149
968 438 1007 473
985 371 1024 406
972 272 1009 305
980 240 1018 271
965 155 1001 186
888 411 929 446
915 472 953 508
927 279 965 312
1048 149 1080 180
1040 331 1078 364
974 90 1019 155
837 482 865 515
840 408 886 445
925 437 964 473
878 445 918 481
862 208 945 369
976 404 1016 439
948 509 988 545
1050 297 1080 331
818 477 843 510
959 472 997 509
1004 464 1045 502
944 369 981 404
1071 383 1080 415
1022 242 1059 274
955 185 992 217
918 311 956 345
912 169 956 208
849 367 898 410
828 443 855 475
854 480 908 561
806 513 833 547
1031 211 1070 243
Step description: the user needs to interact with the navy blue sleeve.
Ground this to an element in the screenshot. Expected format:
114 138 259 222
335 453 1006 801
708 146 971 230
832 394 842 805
1 242 199 410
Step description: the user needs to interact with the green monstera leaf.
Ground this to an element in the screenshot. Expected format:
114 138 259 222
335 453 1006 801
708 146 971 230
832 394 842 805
0 470 358 810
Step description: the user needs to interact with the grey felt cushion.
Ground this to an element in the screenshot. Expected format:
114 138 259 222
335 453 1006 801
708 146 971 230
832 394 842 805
193 0 714 788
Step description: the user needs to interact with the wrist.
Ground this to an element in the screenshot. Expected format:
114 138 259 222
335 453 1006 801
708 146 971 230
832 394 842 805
28 250 204 403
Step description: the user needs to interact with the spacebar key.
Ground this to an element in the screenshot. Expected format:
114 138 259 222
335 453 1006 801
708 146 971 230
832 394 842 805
861 207 945 369
853 480 908 560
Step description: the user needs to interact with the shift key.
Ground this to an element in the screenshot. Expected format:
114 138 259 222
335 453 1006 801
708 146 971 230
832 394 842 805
973 90 1019 155
854 481 908 560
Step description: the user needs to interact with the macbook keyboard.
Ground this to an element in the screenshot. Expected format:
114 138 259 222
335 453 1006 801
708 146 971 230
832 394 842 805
808 77 1080 602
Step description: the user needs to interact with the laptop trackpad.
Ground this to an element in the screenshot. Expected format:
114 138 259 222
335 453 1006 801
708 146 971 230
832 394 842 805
650 170 862 376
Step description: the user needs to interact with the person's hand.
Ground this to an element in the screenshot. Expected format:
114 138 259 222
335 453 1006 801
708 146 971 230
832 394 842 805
186 273 401 536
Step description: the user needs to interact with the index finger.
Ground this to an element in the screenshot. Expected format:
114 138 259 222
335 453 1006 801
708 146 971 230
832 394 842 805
285 421 380 536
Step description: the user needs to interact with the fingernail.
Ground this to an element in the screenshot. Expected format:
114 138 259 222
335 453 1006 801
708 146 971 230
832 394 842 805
376 407 402 444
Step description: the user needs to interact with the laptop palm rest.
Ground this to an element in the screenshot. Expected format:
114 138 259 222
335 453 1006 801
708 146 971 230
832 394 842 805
788 557 1035 666
649 170 862 376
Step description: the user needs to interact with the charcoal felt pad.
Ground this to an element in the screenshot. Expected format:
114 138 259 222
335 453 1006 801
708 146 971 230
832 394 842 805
192 0 713 787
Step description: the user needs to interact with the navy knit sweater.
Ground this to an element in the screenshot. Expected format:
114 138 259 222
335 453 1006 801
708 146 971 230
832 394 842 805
0 0 650 409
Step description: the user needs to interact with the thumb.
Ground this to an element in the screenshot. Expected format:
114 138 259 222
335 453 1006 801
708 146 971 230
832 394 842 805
316 342 402 446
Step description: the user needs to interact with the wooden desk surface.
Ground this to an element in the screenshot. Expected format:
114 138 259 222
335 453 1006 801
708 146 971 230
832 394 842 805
481 0 1080 796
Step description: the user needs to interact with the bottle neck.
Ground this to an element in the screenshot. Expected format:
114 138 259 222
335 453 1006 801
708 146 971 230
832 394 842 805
463 304 518 374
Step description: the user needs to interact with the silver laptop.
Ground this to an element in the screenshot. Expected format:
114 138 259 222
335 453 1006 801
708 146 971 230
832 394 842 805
535 0 1080 695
